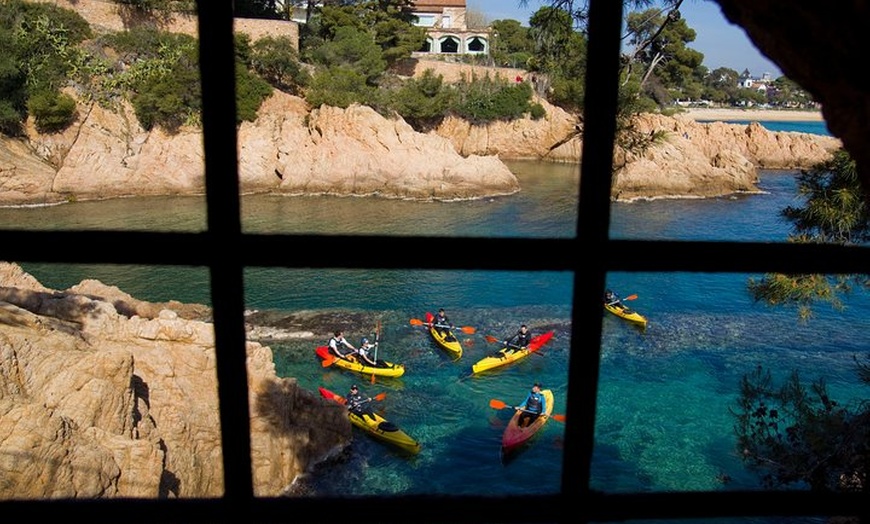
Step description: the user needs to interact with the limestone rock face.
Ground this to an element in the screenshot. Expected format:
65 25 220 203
433 98 582 162
0 90 843 206
240 95 520 200
609 113 841 200
0 262 351 499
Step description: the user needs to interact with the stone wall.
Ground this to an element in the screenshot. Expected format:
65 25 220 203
33 0 299 48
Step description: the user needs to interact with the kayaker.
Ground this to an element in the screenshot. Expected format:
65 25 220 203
328 330 357 360
502 324 532 353
604 289 621 306
357 337 378 366
515 382 547 427
432 308 455 339
346 384 375 419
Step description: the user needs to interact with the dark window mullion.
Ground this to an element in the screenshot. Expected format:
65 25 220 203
563 0 625 506
196 0 253 502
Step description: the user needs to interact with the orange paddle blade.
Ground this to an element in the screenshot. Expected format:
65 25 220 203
409 318 424 326
370 373 376 385
489 399 508 410
460 326 476 334
321 356 335 367
551 414 566 423
374 392 387 401
485 335 500 344
624 294 638 300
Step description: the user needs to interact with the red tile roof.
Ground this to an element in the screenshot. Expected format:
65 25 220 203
413 0 467 10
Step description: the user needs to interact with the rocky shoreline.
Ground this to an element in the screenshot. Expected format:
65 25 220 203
0 261 349 498
0 93 842 207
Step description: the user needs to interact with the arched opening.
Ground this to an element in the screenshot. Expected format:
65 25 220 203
439 36 459 53
467 36 486 53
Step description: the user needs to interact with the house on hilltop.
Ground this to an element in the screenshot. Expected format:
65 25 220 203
291 0 490 57
412 0 490 56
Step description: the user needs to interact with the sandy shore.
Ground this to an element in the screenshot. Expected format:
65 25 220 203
679 107 824 122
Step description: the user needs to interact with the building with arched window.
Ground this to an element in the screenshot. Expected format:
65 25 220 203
413 0 490 56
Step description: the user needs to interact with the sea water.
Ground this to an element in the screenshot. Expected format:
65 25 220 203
4 121 862 520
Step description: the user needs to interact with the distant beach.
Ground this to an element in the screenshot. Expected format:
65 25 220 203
679 107 824 122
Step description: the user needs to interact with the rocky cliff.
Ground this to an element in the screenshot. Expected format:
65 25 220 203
0 262 350 498
0 88 840 207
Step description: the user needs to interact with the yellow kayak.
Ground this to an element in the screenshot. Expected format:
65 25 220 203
604 301 648 328
319 386 421 454
472 331 554 374
315 346 405 377
425 311 462 359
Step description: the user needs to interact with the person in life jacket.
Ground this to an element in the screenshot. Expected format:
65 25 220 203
515 382 546 427
328 330 357 359
502 324 532 353
357 337 378 366
432 308 455 339
346 384 374 419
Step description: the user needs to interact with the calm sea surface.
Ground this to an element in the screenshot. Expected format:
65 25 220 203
4 121 860 521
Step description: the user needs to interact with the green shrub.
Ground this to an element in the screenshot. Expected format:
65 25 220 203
306 66 377 109
235 61 273 123
251 35 310 94
0 100 23 135
451 74 537 125
389 69 453 130
528 102 546 120
27 89 77 133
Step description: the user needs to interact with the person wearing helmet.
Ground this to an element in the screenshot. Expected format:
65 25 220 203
357 336 378 366
346 384 374 419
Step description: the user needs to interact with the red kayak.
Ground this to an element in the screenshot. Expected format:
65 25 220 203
501 389 555 457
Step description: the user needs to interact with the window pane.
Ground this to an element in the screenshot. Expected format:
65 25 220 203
0 2 206 231
0 262 216 499
244 268 570 496
594 272 869 494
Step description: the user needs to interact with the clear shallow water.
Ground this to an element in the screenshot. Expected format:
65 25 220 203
6 122 864 520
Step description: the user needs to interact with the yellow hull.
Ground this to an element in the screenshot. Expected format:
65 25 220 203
316 346 405 377
425 312 462 358
604 302 648 327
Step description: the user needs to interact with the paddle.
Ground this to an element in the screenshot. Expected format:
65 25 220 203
488 399 566 422
409 318 476 334
624 294 638 301
370 320 380 385
484 333 551 355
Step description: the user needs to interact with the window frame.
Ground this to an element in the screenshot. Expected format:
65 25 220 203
1 0 867 522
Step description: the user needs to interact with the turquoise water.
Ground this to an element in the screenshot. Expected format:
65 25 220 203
6 122 864 518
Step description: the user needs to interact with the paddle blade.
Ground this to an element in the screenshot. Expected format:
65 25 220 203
489 399 509 410
409 318 424 326
460 326 476 334
485 335 500 344
551 414 566 423
370 373 376 385
374 392 387 401
321 356 335 367
624 294 638 301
